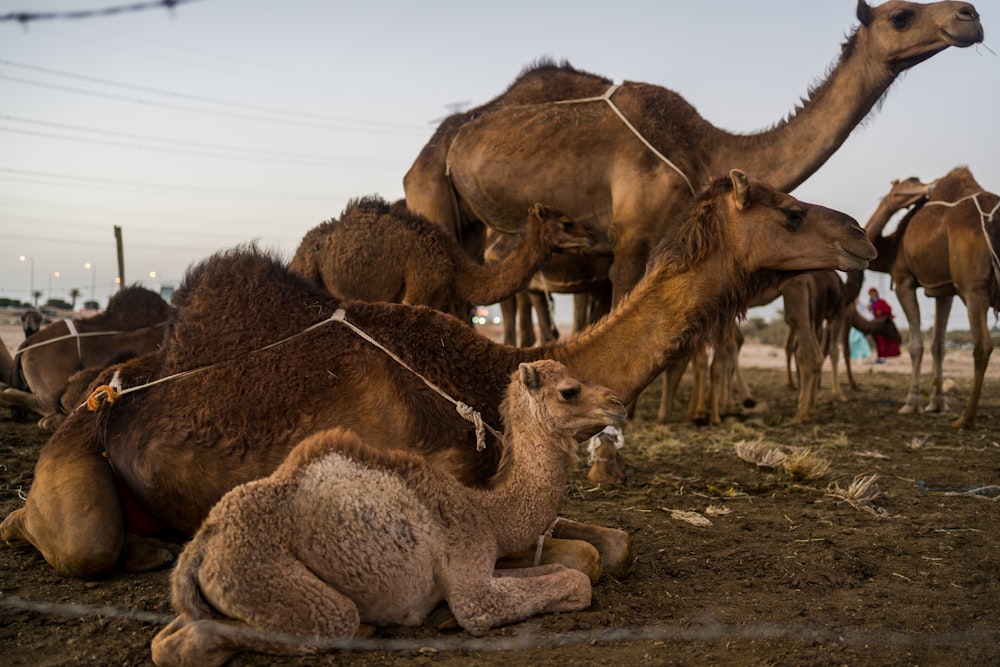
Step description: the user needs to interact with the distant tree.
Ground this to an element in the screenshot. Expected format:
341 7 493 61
83 300 100 311
69 288 82 309
32 290 42 306
44 298 73 311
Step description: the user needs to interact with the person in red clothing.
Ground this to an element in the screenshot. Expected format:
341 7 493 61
868 287 901 363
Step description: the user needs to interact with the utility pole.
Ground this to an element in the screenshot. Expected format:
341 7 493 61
114 225 125 291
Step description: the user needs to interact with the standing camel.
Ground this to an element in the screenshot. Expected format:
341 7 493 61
289 196 593 323
404 1 981 309
1 171 876 580
863 166 1000 429
151 361 626 666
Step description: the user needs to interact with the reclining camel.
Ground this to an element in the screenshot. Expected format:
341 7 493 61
0 170 875 580
151 360 626 666
0 286 174 431
289 195 594 322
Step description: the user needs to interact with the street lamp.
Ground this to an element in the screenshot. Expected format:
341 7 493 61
84 262 96 301
18 255 34 305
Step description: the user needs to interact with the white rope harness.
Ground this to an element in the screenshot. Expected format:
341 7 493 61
554 84 697 197
924 192 1000 283
83 308 502 451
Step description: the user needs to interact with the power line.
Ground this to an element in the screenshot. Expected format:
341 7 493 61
0 0 203 24
0 59 424 130
0 73 427 135
0 123 405 168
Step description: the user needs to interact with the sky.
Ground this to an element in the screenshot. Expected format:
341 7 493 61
0 0 997 330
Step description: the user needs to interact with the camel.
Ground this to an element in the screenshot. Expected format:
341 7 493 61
862 166 1000 429
0 171 876 580
289 196 593 322
21 308 45 338
150 360 626 666
404 1 981 310
0 286 174 431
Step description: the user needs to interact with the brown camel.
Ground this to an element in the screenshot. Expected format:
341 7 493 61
289 196 593 322
0 171 875 580
863 166 1000 429
21 308 45 338
404 1 981 310
150 361 626 666
0 286 174 431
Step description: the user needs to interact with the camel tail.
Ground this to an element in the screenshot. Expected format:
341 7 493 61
168 544 219 621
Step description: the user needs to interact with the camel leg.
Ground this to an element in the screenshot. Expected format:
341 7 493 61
895 281 925 415
784 327 798 390
825 317 847 402
572 293 590 334
925 296 953 414
685 345 710 425
516 292 536 347
657 357 690 423
448 565 592 634
153 560 362 667
529 291 559 342
500 297 518 346
1 412 127 578
495 536 601 584
0 387 59 426
549 517 633 578
952 295 991 430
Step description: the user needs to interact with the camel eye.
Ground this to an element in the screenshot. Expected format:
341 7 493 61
783 208 806 227
559 387 580 401
889 9 913 29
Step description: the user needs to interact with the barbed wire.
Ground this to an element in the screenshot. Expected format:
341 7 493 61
1 0 203 24
1 595 996 654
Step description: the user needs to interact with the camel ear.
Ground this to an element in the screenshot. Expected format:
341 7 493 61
856 0 872 27
531 203 551 220
730 169 750 210
519 362 541 391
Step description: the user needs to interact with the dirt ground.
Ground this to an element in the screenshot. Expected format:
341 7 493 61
1 328 998 666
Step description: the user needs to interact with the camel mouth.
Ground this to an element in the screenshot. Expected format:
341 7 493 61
942 26 984 48
837 240 877 271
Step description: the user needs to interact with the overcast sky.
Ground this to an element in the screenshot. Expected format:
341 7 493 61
1 0 996 328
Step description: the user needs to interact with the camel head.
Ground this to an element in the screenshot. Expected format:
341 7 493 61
886 176 933 210
516 360 626 444
723 169 877 274
855 1 983 71
529 203 598 254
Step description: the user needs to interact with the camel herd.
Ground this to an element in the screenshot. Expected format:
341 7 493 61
1 2 994 665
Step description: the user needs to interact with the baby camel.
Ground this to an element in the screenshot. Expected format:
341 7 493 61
151 360 626 667
290 195 593 321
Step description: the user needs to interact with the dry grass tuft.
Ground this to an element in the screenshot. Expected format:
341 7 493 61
734 438 787 468
782 447 831 481
827 473 895 517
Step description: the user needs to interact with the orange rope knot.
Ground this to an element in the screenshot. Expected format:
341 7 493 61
87 384 120 411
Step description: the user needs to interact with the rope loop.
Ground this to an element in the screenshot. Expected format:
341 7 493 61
86 385 120 411
456 402 487 451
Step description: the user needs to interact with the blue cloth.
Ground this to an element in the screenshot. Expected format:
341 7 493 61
849 327 871 360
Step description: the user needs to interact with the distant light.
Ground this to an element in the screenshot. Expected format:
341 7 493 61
149 271 157 278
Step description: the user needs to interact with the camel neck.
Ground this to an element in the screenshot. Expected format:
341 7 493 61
551 254 740 406
710 41 896 193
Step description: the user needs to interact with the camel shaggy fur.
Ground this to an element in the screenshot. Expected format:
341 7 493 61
0 286 174 431
289 195 593 322
150 360 626 666
1 170 875 580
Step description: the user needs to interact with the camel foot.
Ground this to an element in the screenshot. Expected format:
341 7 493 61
551 519 633 578
950 414 974 430
898 403 923 415
496 537 601 584
426 603 459 631
120 534 179 573
925 396 948 413
38 413 65 433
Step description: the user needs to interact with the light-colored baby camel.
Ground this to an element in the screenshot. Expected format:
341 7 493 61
289 195 593 322
1 170 875 580
0 286 174 431
150 360 626 666
864 166 1000 429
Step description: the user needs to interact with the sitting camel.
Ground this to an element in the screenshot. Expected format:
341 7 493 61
151 360 626 666
0 286 174 431
289 195 593 322
1 170 875 580
863 166 1000 429
21 308 45 339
